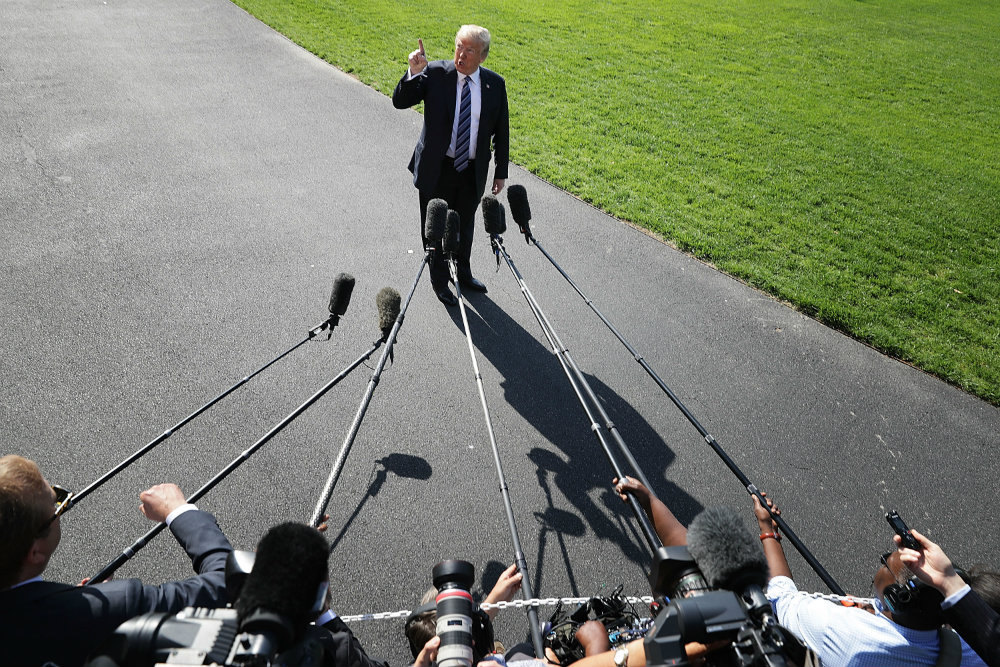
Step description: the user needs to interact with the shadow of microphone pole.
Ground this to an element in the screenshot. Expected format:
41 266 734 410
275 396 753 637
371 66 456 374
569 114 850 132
505 185 844 596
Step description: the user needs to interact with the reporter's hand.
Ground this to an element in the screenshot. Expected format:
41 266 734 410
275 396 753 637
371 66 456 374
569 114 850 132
139 483 187 523
895 529 966 597
575 620 610 656
484 563 522 619
613 476 651 512
752 493 780 533
414 635 441 667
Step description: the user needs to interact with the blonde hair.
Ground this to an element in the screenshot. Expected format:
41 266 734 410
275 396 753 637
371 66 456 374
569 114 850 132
0 456 52 589
456 25 491 58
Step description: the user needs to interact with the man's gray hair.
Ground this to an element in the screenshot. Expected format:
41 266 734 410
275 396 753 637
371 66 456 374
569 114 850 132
456 24 491 57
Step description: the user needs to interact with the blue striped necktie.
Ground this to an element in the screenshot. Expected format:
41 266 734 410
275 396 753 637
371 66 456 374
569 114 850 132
454 76 472 173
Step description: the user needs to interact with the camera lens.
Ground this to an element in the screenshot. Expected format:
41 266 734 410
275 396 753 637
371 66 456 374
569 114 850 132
432 560 476 667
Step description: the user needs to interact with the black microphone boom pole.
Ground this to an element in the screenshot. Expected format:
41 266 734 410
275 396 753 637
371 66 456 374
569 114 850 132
444 208 545 660
69 274 356 513
87 287 396 585
505 185 845 596
308 257 429 528
483 196 662 556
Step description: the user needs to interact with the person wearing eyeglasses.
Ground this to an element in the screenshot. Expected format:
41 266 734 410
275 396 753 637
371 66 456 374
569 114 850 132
0 454 234 667
751 494 987 666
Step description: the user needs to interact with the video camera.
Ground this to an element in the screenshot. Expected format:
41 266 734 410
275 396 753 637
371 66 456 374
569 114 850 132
642 508 807 667
88 523 334 667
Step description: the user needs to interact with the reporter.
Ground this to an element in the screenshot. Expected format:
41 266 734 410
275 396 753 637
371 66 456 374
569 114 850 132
895 529 1000 666
751 494 987 666
0 455 233 667
612 477 687 547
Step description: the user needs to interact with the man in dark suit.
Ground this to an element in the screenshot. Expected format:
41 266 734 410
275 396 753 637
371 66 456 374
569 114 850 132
0 454 234 667
393 25 509 306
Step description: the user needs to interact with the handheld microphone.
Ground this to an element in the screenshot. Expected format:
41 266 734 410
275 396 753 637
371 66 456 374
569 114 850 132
376 287 402 340
443 209 460 257
481 195 507 235
425 198 449 248
506 185 532 241
234 523 331 657
327 273 356 330
686 505 772 621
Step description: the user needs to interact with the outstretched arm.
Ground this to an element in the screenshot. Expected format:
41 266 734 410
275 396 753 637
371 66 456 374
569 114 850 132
752 493 791 581
894 529 965 597
896 530 1000 665
613 477 687 546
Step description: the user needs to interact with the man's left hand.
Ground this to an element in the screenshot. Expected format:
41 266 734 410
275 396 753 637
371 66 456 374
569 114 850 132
492 179 506 195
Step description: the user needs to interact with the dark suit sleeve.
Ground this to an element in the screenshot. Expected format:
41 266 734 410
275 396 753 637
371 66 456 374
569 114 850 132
94 509 233 614
944 589 1000 666
393 69 426 109
492 77 509 182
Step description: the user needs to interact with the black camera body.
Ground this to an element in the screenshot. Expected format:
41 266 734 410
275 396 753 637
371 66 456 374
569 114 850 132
91 523 336 667
643 546 804 667
92 604 335 667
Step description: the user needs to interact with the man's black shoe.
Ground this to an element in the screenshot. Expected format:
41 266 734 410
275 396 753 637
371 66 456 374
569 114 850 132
458 275 488 292
436 287 458 307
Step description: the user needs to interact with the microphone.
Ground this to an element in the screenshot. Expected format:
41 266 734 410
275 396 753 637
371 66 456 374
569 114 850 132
686 505 772 621
506 184 532 241
425 198 449 248
327 273 356 329
376 287 402 340
234 523 331 657
481 195 507 235
443 209 460 257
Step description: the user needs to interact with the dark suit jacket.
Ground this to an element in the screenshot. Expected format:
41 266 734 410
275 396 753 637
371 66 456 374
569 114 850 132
945 589 1000 666
392 59 509 198
0 509 233 667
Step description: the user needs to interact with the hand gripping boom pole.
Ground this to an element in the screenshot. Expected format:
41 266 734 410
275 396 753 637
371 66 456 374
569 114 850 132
68 274 356 514
443 228 546 659
505 185 845 595
308 257 426 528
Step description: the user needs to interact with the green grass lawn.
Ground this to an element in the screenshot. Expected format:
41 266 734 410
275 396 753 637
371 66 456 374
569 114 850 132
231 0 1000 405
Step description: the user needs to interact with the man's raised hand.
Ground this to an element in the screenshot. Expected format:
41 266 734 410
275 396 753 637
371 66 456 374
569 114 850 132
408 38 428 75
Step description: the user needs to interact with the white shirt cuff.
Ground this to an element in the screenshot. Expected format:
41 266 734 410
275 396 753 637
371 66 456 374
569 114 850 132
941 583 971 609
165 503 197 527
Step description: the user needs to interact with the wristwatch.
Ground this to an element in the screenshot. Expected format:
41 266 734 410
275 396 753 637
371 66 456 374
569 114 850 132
613 646 629 667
